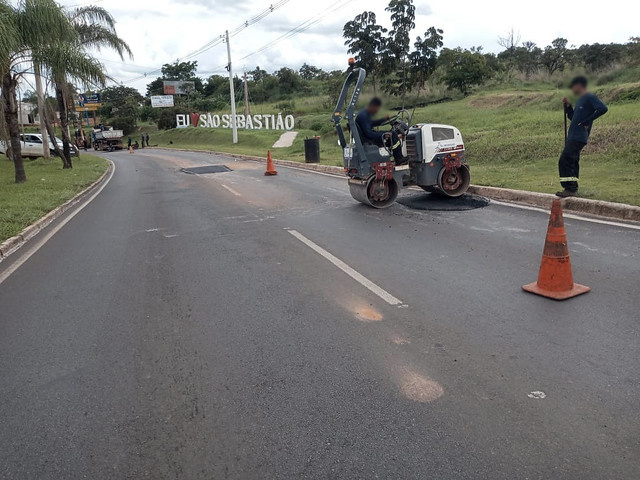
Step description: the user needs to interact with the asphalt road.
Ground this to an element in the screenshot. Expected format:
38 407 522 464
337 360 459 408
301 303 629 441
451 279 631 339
1 148 638 479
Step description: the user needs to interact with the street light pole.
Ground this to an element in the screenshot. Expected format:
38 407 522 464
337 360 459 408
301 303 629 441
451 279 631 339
225 30 238 144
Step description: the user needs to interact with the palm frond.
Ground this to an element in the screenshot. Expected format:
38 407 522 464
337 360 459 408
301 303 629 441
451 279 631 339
19 0 79 49
0 1 20 72
43 43 107 88
68 5 116 31
75 23 133 60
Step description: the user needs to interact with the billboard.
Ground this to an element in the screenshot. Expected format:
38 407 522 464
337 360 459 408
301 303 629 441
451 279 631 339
151 95 175 108
163 81 195 95
78 93 101 105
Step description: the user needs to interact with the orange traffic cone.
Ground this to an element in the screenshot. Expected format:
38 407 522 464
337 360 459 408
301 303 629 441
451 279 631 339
264 150 277 176
522 199 590 300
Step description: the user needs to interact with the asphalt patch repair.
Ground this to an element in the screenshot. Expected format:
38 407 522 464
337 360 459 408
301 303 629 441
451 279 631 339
181 165 232 175
397 191 490 211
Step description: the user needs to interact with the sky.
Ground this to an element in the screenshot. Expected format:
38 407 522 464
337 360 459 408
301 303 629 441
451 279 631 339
58 0 639 93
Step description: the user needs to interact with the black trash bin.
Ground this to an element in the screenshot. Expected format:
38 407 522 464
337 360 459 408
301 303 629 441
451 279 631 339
304 137 320 163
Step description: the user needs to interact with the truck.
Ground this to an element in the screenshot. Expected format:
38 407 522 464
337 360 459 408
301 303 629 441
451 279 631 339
93 128 124 151
0 133 68 158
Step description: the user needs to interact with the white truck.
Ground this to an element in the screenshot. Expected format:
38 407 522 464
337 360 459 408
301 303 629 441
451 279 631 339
0 133 66 158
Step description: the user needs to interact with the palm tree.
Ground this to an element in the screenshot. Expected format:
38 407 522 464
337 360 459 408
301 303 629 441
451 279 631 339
41 42 106 168
0 0 105 182
49 5 132 168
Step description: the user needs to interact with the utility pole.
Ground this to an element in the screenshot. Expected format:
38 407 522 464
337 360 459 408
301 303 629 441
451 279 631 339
243 72 250 118
34 63 50 158
224 30 238 144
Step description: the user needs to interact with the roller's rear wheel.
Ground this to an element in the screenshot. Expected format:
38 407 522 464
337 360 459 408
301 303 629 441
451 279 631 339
349 176 398 208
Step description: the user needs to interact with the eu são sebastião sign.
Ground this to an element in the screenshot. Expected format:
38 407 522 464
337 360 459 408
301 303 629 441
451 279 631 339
177 112 295 131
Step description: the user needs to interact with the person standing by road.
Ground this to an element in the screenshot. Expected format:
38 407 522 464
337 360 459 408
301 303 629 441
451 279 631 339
145 133 150 147
141 134 145 149
558 76 608 197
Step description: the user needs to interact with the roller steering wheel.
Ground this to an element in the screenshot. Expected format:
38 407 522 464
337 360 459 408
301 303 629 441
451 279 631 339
381 108 412 127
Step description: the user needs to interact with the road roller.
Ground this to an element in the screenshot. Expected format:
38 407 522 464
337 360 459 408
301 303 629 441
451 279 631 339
332 60 471 208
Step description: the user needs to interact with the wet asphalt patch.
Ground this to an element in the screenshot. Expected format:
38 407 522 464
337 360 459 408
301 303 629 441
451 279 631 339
181 165 232 175
397 191 490 211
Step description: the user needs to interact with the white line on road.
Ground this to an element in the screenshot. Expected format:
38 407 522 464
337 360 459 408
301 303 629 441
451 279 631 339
287 229 403 306
489 199 640 231
221 184 241 196
0 161 116 286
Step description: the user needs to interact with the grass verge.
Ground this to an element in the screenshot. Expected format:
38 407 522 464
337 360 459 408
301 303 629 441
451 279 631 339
0 154 109 243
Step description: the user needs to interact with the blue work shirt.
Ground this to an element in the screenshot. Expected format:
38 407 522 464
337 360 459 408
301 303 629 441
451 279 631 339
355 109 386 143
566 93 608 144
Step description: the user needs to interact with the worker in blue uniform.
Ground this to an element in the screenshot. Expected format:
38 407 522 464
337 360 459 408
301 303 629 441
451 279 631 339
558 76 608 197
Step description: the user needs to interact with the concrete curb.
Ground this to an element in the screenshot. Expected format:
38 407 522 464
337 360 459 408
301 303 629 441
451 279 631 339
467 185 640 223
157 147 640 223
0 161 114 261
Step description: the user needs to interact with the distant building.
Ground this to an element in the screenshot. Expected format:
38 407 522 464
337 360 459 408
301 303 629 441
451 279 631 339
18 103 39 125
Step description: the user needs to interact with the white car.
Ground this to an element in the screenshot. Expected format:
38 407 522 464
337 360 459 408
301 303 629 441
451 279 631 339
0 133 66 158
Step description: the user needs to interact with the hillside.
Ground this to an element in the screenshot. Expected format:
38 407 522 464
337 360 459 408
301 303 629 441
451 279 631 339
141 82 640 206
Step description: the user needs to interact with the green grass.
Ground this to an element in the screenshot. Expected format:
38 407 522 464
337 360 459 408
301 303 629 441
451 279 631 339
0 154 109 242
140 81 640 206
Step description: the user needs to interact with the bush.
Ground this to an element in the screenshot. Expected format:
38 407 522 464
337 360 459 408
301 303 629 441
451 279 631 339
275 100 295 114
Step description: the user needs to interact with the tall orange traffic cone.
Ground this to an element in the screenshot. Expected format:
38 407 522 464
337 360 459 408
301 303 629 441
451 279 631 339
522 199 590 300
264 150 277 176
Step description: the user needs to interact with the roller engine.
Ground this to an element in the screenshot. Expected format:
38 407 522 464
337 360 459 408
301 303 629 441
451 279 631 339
332 60 470 208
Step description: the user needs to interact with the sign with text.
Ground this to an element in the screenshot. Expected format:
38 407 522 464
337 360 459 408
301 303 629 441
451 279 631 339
176 113 295 131
78 93 101 105
151 95 175 108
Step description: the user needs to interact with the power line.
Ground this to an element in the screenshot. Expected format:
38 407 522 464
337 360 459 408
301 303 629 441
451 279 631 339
239 0 354 61
119 0 291 85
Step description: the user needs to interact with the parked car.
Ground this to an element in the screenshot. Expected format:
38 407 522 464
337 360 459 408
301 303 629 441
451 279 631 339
0 133 69 158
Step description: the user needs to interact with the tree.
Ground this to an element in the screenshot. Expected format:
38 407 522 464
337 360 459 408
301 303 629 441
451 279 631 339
628 37 640 65
162 60 197 80
203 74 228 97
408 27 443 94
0 0 89 182
382 0 416 103
497 28 521 78
512 41 542 78
99 85 143 135
248 66 268 82
275 67 304 95
343 11 387 94
541 38 569 76
299 63 323 80
47 4 130 168
579 43 624 71
438 47 492 95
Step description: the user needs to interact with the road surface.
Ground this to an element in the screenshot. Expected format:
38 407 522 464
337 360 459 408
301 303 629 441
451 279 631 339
1 149 638 479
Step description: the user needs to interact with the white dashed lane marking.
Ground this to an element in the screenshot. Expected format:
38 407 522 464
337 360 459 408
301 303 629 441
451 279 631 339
287 229 403 306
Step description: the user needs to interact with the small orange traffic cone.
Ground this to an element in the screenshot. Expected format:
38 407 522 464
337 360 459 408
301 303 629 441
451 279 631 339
522 199 590 300
264 150 277 176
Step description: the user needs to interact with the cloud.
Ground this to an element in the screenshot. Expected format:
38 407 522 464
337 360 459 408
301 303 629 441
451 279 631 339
57 0 638 93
